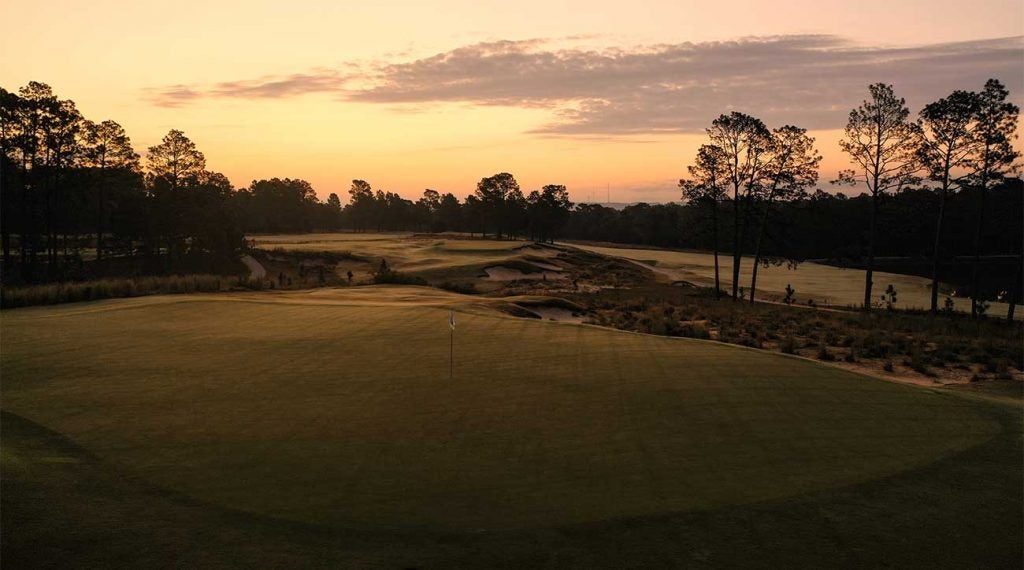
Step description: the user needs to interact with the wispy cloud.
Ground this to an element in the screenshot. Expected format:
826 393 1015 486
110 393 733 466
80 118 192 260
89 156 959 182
145 68 351 107
145 35 1024 134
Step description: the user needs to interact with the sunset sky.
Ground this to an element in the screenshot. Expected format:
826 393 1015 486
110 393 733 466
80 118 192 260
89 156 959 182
2 0 1022 203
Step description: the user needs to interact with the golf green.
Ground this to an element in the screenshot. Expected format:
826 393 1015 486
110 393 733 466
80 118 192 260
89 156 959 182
0 287 1000 531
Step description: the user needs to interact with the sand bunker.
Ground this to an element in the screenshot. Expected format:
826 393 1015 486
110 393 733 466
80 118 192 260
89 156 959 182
240 254 266 280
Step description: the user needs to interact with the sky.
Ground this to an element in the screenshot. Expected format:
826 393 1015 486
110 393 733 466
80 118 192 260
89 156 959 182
2 0 1022 203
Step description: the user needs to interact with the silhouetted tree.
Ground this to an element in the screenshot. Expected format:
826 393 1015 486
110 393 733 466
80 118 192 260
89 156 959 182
416 189 441 231
964 79 1020 317
147 129 206 260
748 125 820 303
0 83 87 273
463 194 485 236
706 112 773 300
146 129 205 190
236 178 320 233
836 83 921 310
186 171 243 257
918 89 980 312
346 179 374 231
526 184 573 242
326 192 343 229
505 185 529 239
0 88 18 269
680 144 728 297
437 192 462 232
474 172 519 238
81 119 140 260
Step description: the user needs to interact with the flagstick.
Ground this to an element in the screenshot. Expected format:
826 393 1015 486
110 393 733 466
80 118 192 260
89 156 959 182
448 309 456 379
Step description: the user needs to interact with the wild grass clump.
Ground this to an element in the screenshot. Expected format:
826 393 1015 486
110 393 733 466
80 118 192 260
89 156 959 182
816 342 836 362
235 275 266 290
1 274 227 309
903 342 936 377
780 336 797 354
567 282 1022 384
373 270 428 286
678 321 711 340
437 281 479 295
983 357 1015 380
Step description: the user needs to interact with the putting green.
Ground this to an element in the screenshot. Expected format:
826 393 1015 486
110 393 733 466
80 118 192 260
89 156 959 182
0 287 999 531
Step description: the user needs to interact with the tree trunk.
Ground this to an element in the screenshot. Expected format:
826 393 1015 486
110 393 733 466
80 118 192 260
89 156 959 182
0 215 8 269
863 192 878 311
749 197 774 304
1013 194 1024 322
711 201 721 299
735 187 759 302
46 168 56 272
731 186 741 300
96 164 106 261
1007 256 1021 322
0 226 8 275
970 182 986 318
929 182 949 313
18 159 28 275
0 156 9 270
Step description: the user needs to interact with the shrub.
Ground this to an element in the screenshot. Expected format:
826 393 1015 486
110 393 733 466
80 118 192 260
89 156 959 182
907 343 935 376
783 284 796 305
984 357 1012 379
738 335 761 348
817 343 835 361
678 322 711 340
844 346 858 363
881 284 898 311
780 336 797 354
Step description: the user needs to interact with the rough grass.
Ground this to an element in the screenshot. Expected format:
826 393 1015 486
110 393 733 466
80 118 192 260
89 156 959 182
0 274 229 308
578 284 1023 389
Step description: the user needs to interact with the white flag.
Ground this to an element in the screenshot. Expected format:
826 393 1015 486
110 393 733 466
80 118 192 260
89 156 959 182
449 310 456 331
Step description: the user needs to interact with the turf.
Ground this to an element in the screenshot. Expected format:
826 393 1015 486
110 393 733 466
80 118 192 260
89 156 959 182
2 286 1021 566
573 243 1018 317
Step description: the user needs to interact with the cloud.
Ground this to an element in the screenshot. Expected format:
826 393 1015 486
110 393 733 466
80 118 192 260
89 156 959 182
145 35 1024 134
146 69 350 107
146 84 203 107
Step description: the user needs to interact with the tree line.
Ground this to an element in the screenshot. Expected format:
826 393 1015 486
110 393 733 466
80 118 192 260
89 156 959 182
0 82 575 283
677 80 1020 317
1 80 1020 318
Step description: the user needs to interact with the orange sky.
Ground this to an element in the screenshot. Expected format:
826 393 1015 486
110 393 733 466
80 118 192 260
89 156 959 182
2 0 1022 203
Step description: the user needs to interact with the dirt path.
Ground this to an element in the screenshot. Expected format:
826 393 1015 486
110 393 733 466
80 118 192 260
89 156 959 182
240 254 266 280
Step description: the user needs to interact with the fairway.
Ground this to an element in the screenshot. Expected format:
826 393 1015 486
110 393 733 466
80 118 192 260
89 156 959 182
1 287 1003 532
253 232 555 279
572 243 1019 316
